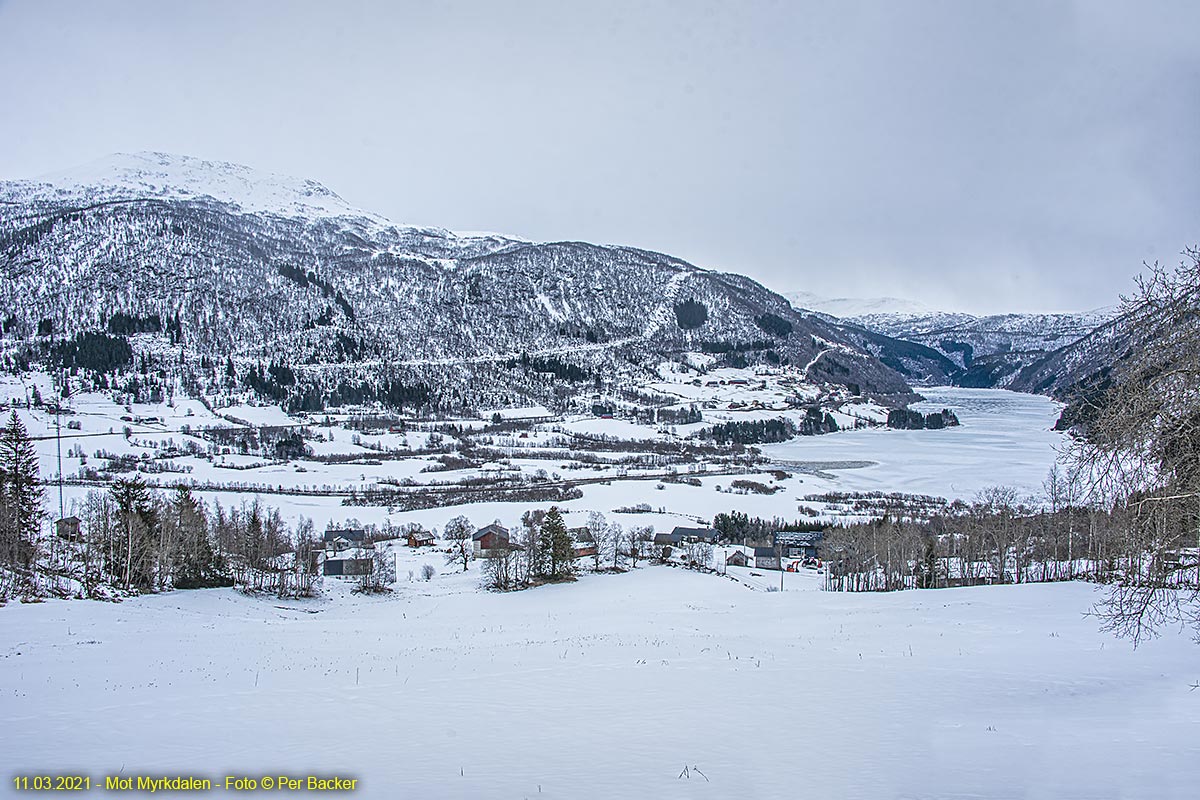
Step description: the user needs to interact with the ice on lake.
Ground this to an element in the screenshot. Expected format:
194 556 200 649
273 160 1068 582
763 387 1065 501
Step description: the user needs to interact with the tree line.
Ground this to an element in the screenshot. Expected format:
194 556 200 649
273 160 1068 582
820 481 1150 593
0 411 321 600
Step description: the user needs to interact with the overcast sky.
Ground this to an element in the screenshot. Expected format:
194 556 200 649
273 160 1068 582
1 1 1196 314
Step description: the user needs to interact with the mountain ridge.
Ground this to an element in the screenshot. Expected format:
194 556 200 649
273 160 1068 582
783 290 1119 392
0 152 920 413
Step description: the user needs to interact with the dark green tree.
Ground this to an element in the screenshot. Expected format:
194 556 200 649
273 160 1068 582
0 411 43 569
538 506 575 580
110 476 158 590
167 486 230 589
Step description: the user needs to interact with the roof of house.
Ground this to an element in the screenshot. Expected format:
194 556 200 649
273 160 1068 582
654 532 681 544
473 523 510 541
774 531 823 546
671 526 717 538
409 530 434 541
754 546 780 557
324 528 366 541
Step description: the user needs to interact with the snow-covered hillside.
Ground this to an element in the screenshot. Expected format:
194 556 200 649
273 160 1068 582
0 152 917 411
2 568 1195 799
784 290 1117 391
12 151 391 224
784 289 931 318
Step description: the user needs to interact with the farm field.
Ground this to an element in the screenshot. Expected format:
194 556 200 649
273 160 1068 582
1 566 1196 799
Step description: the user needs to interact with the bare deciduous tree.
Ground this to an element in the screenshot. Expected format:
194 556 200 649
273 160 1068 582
443 514 473 572
1065 249 1200 642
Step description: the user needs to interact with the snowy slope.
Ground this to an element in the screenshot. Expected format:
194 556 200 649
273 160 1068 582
783 291 1118 390
784 289 931 318
14 151 392 225
0 153 918 408
1 570 1195 799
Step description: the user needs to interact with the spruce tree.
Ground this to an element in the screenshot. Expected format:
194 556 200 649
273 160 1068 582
539 506 575 579
0 411 43 569
110 476 157 590
168 485 229 589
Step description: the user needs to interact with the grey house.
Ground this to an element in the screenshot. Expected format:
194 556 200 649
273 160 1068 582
754 546 781 570
324 528 367 552
323 557 373 577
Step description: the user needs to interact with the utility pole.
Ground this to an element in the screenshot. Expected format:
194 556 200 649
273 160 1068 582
777 537 785 592
52 329 65 521
55 391 64 520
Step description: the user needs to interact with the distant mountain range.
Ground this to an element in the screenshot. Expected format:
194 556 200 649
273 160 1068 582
1 152 920 412
0 152 1143 420
785 290 1119 393
783 291 931 319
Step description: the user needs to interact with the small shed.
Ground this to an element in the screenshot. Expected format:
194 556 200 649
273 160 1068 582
407 530 435 548
725 549 749 568
56 516 81 541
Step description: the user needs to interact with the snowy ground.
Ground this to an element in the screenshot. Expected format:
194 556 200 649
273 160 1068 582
2 568 1196 799
9 380 1070 538
4 378 1195 798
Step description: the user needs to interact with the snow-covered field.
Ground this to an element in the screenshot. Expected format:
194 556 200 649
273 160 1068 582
4 378 1071 538
2 567 1196 799
4 378 1196 798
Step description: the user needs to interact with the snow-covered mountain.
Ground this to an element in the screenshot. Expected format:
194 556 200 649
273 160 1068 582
10 152 389 223
0 152 919 411
783 290 931 319
784 289 1117 390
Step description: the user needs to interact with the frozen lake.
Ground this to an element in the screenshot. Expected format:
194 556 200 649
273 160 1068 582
763 387 1065 502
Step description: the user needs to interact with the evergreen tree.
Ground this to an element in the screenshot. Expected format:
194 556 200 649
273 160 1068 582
167 486 230 589
110 476 157 590
538 506 575 580
0 411 43 569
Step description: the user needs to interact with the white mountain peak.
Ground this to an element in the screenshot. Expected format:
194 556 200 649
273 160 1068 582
784 290 932 319
18 151 385 223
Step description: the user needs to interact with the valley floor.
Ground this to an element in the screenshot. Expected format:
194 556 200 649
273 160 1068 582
2 568 1196 799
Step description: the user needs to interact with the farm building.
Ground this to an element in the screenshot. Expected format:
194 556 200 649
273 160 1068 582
670 526 717 543
323 557 374 577
569 527 598 559
407 530 435 548
653 531 680 547
473 524 524 558
754 547 781 570
725 549 749 568
774 531 824 560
